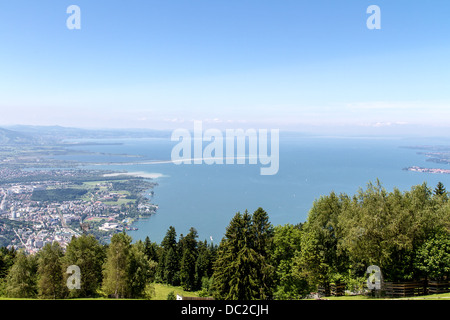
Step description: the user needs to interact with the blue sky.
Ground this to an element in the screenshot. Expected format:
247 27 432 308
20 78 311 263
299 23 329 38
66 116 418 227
0 0 449 134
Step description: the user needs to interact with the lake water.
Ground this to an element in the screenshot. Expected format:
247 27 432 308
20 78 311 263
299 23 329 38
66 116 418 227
59 135 450 244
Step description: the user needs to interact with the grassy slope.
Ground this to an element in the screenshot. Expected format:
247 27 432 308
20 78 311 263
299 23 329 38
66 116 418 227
151 283 202 300
1 284 448 300
0 283 203 300
325 292 450 300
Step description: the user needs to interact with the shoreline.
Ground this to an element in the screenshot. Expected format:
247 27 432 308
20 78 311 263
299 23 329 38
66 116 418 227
103 171 167 179
404 166 450 174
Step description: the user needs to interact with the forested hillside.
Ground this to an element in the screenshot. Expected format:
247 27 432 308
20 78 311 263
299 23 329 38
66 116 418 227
0 180 449 299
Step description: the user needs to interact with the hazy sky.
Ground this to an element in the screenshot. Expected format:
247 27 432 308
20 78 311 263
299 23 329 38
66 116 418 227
0 0 449 134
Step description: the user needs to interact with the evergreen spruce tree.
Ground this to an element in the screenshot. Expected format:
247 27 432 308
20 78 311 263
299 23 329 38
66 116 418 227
157 226 178 283
164 247 179 285
434 182 447 201
143 236 159 262
195 240 211 289
179 227 198 291
0 247 16 280
212 212 242 299
227 211 260 299
252 207 275 299
0 247 16 297
212 210 273 300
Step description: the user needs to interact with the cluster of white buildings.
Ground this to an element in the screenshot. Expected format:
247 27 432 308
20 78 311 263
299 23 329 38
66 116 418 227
0 169 157 252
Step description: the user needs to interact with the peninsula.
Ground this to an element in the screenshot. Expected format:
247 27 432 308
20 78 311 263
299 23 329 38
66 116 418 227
404 166 450 174
0 126 163 251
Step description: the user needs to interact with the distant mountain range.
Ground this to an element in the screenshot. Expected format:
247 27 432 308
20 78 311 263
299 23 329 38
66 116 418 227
0 127 43 145
0 125 171 145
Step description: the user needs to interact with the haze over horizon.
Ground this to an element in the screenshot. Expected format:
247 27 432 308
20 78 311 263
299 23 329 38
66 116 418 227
1 1 449 136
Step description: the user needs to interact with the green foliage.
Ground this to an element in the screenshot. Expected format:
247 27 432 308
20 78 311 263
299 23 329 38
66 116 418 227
37 242 66 299
102 232 157 299
195 240 216 289
414 229 450 280
252 208 275 298
179 227 199 291
271 224 309 300
272 224 309 299
166 290 176 300
102 232 132 298
434 182 447 197
337 181 447 281
1 180 450 300
128 240 157 298
143 282 156 299
144 236 159 262
212 208 275 300
157 226 178 285
0 247 16 279
153 226 217 292
31 188 88 202
294 191 350 290
198 276 214 297
5 250 38 298
63 234 106 298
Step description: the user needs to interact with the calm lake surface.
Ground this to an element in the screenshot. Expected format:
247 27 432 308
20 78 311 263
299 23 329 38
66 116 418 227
59 135 450 244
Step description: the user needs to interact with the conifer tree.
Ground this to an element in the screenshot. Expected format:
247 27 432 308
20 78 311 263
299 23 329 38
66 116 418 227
164 247 179 285
434 182 448 202
179 227 198 291
195 240 211 288
252 207 275 299
0 247 16 280
212 210 274 300
143 236 159 262
157 226 178 283
212 212 244 299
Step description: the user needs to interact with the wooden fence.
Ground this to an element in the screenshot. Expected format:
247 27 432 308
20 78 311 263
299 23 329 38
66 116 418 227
330 282 346 296
177 295 215 300
318 282 345 297
384 281 427 297
427 280 450 294
318 279 449 297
